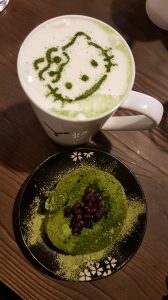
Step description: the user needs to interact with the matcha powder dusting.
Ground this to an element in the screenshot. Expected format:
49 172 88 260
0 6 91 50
54 199 145 281
119 200 145 241
55 248 109 281
21 167 146 281
23 196 45 246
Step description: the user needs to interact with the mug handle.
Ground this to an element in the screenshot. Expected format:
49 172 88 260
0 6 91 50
102 90 163 131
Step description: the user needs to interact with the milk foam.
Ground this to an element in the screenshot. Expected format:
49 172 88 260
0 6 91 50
18 16 133 120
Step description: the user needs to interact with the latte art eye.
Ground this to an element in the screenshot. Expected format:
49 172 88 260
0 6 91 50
81 75 89 81
90 59 98 67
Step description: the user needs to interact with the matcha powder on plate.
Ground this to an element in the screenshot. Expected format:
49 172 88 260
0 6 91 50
22 197 145 281
21 167 145 281
54 199 145 281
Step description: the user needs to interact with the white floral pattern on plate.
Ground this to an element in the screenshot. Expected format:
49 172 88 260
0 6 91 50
79 256 117 280
71 151 94 161
79 269 92 281
83 152 94 158
71 151 83 161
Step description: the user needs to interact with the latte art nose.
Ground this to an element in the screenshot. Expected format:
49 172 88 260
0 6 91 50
65 82 72 89
81 75 89 81
90 59 98 67
54 56 62 64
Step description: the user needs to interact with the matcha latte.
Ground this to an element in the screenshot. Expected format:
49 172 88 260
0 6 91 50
17 15 134 120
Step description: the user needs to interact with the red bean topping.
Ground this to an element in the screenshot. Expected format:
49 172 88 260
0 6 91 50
72 227 81 236
73 209 82 216
84 186 92 195
74 214 82 222
73 203 81 212
83 213 92 221
69 217 75 228
82 194 90 203
80 202 85 208
79 220 84 227
64 206 72 217
85 221 93 228
94 209 104 222
90 207 97 214
83 206 90 214
64 186 109 235
90 192 101 201
102 207 109 215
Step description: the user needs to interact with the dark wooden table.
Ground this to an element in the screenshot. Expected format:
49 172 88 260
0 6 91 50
1 0 168 299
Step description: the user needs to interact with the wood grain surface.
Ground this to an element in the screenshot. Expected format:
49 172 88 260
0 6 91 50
0 0 168 299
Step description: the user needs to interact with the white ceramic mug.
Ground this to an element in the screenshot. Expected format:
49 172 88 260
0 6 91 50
17 15 163 146
146 0 168 30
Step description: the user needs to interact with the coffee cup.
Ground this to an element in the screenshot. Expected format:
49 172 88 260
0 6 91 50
146 0 168 31
17 15 163 146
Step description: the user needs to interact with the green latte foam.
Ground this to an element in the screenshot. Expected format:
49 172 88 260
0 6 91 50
49 94 121 119
18 16 134 120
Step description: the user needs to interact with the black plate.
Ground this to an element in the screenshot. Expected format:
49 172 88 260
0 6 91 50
15 148 147 281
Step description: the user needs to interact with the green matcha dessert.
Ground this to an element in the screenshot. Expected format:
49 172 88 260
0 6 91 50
44 166 128 255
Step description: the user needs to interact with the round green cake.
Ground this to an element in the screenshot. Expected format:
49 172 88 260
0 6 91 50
44 166 128 255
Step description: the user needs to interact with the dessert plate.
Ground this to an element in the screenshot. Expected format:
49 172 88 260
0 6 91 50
16 148 147 281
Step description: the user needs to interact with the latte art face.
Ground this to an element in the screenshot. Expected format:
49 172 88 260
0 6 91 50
17 16 134 120
33 32 116 103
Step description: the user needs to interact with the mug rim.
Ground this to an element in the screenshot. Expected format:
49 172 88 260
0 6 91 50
17 14 135 123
